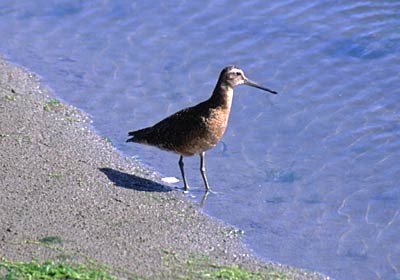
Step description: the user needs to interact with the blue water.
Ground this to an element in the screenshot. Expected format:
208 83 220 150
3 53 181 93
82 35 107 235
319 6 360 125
1 1 399 279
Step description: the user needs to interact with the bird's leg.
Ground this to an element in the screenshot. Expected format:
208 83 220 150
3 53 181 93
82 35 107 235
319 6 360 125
178 155 189 193
199 152 210 192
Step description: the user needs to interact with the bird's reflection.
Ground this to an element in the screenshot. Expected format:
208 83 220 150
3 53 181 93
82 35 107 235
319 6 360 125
199 191 210 207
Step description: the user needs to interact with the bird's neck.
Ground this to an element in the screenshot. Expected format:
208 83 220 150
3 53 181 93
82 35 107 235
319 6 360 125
209 82 234 110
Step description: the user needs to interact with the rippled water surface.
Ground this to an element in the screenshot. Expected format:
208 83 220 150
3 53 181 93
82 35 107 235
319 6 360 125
1 1 399 279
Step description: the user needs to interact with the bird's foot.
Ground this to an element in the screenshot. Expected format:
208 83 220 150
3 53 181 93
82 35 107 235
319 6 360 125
204 187 219 194
183 185 190 194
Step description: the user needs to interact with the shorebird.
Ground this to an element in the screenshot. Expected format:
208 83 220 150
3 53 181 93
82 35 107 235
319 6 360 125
127 66 277 193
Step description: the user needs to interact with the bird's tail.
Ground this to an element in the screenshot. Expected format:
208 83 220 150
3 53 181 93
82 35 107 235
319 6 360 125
126 128 150 144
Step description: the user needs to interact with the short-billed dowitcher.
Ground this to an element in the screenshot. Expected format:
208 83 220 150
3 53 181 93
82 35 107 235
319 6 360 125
127 66 277 193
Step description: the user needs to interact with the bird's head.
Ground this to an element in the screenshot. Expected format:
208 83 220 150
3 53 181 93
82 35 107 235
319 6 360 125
218 65 277 94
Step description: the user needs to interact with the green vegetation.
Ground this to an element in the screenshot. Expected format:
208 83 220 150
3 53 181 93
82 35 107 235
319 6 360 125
211 265 288 280
43 99 61 112
0 258 115 280
0 254 289 280
20 135 31 144
102 136 112 144
1 240 292 280
1 239 142 280
48 172 63 179
161 250 289 280
38 236 63 244
65 116 79 123
4 95 15 101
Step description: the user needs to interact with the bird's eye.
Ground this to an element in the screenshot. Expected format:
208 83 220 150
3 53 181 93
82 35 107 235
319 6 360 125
235 72 241 76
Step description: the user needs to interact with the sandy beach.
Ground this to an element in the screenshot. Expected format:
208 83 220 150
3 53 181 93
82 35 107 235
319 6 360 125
0 57 328 279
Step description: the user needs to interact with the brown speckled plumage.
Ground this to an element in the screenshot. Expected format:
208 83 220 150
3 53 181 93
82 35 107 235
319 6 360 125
127 66 277 192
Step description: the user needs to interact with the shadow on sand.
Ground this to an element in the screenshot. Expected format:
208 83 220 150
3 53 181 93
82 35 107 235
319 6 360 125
99 167 171 192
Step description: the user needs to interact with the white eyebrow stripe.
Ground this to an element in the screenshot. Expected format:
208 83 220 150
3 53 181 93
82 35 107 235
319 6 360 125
227 68 243 75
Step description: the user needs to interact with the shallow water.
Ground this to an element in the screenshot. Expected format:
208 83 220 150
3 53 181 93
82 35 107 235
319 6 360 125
1 1 400 279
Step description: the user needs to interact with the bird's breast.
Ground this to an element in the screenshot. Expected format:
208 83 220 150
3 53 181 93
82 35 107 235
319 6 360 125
204 107 231 139
183 107 229 153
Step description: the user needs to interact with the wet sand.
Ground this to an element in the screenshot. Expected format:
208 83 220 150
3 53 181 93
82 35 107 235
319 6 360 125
0 57 329 279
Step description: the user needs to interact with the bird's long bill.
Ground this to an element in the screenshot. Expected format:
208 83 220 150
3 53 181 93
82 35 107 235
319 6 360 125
245 79 277 94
